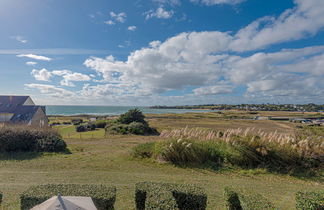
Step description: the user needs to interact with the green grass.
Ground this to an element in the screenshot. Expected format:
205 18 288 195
54 125 106 139
0 112 322 209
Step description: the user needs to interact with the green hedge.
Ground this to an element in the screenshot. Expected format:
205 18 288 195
20 184 116 210
135 182 207 210
145 190 179 210
224 187 275 210
296 191 324 210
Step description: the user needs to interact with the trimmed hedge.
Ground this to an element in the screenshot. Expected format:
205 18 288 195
135 182 207 210
296 191 324 210
145 190 179 210
224 187 275 210
20 184 116 210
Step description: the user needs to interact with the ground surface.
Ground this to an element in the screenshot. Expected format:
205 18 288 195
0 111 323 209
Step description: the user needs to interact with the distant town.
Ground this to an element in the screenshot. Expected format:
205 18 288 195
150 103 324 112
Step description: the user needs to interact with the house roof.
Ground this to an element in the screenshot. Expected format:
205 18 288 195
0 96 45 123
0 96 30 113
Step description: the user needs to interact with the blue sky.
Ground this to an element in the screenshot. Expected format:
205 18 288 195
1 0 324 105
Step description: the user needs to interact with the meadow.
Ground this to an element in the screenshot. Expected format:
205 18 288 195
0 111 323 209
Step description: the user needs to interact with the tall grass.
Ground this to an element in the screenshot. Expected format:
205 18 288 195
157 127 324 174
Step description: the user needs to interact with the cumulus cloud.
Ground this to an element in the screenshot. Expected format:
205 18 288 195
127 26 137 31
31 69 91 87
17 54 52 61
153 0 181 6
190 0 245 5
31 69 53 81
145 7 174 19
105 12 127 25
193 85 234 95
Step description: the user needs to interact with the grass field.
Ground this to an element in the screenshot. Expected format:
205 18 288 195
0 112 323 209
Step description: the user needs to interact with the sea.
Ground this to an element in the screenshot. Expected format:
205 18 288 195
46 106 215 116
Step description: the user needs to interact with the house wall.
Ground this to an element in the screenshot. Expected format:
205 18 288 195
30 108 48 127
23 97 35 106
0 113 14 122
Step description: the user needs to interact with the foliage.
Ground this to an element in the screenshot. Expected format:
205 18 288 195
76 123 96 132
105 109 158 136
132 142 155 158
145 190 179 210
20 184 116 210
71 119 83 125
159 127 323 175
296 191 324 210
0 126 66 153
95 120 107 128
224 187 275 210
117 108 146 124
135 182 207 210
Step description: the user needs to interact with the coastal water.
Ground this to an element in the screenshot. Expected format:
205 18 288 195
46 106 214 116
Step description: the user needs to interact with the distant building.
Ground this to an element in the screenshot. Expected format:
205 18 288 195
0 96 48 127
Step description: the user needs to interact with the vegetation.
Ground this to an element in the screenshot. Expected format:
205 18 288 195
135 182 207 210
151 103 324 112
0 126 66 152
20 184 116 210
0 112 323 209
224 187 275 210
295 190 324 210
134 127 323 175
105 109 158 135
76 123 96 132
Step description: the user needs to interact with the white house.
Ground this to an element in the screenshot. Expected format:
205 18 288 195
0 95 48 127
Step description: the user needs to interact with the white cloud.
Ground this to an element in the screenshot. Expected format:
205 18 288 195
26 61 37 66
31 69 53 81
127 26 137 31
17 54 52 61
153 0 181 6
145 7 174 19
193 85 234 95
104 20 115 25
190 0 245 5
25 84 75 97
11 35 28 43
31 69 91 87
105 12 127 25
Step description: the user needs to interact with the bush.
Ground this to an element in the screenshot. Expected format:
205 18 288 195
76 125 87 132
132 142 155 158
224 187 275 210
145 190 179 210
95 120 107 128
0 126 66 153
118 108 146 124
296 191 324 210
105 122 159 136
71 119 83 125
135 182 207 210
106 123 129 135
20 184 116 210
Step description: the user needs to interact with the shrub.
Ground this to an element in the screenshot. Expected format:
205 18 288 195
95 120 107 128
71 119 83 125
20 184 116 210
0 126 66 153
135 182 207 210
118 108 146 124
76 125 87 132
224 187 275 210
145 190 179 210
86 123 96 131
296 191 324 210
105 123 129 135
132 142 155 158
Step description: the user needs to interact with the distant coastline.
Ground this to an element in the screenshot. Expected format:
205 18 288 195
45 105 215 116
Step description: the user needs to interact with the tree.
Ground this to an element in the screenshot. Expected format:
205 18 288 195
117 108 147 124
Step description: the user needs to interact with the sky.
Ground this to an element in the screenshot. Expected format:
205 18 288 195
1 0 324 105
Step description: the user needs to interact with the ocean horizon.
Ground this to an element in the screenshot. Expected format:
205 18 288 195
46 105 214 116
